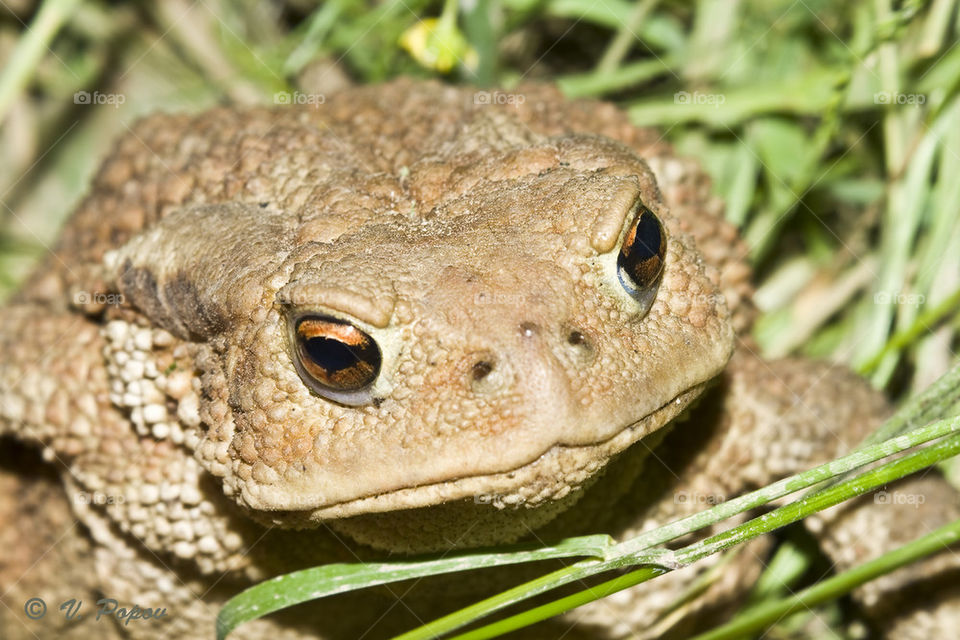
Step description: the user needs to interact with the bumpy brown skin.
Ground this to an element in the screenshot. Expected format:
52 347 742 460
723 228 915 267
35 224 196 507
1 79 958 639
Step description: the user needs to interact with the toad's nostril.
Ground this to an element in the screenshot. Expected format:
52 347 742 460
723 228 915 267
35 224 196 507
519 322 539 338
565 328 595 362
472 360 495 381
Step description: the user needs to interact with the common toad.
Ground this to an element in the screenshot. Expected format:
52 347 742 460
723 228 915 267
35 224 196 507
1 78 958 639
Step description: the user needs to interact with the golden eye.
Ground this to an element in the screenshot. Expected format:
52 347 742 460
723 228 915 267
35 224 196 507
293 316 381 405
617 206 666 308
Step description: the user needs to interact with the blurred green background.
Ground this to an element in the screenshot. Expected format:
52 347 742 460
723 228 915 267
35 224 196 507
2 1 959 636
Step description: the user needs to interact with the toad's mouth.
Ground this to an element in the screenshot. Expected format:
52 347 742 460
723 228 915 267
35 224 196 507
244 380 710 526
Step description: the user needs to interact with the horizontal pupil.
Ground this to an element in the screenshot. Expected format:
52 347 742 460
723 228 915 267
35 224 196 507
304 336 366 372
292 316 382 401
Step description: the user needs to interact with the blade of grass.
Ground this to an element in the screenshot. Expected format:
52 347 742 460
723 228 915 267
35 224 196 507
595 0 659 74
461 0 498 85
857 285 960 376
690 516 960 640
0 0 82 125
918 0 958 57
282 0 345 76
909 97 960 393
855 97 948 386
399 359 960 637
531 0 634 31
438 428 960 640
393 415 960 640
859 328 960 442
627 67 843 127
215 534 614 639
558 56 676 98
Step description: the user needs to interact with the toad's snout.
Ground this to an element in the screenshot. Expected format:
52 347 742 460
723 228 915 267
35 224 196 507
462 318 596 396
439 314 604 449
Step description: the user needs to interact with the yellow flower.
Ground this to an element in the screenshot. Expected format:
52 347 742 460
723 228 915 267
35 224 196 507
400 18 478 74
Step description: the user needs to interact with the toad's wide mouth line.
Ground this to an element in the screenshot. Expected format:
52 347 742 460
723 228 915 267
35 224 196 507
250 381 711 524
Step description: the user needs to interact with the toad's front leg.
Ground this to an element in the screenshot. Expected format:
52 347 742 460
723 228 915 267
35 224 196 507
0 305 126 638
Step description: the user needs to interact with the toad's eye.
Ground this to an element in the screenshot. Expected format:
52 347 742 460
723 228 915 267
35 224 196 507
292 316 381 406
617 206 666 310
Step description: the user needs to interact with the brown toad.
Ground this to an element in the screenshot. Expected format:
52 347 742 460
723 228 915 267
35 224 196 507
1 79 958 639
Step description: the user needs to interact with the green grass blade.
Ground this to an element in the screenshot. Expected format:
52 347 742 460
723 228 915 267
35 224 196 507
690 517 960 640
627 68 842 127
856 285 960 376
558 57 676 98
0 0 83 124
394 414 960 640
215 534 613 639
439 427 960 639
